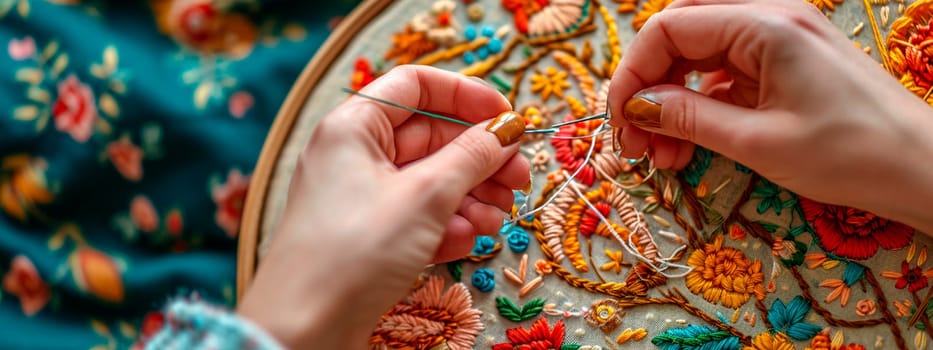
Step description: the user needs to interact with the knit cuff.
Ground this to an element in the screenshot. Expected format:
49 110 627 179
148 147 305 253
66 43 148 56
140 298 284 350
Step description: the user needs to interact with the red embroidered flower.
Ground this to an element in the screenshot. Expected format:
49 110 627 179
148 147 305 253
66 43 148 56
165 209 184 236
550 117 602 186
351 58 376 91
896 261 929 292
228 91 254 119
2 256 50 316
492 317 566 350
53 74 98 143
107 136 144 182
502 0 549 34
130 195 159 233
8 37 35 61
213 169 250 238
800 197 914 260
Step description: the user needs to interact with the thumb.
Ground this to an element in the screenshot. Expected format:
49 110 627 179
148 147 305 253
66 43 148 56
620 84 762 156
408 111 525 205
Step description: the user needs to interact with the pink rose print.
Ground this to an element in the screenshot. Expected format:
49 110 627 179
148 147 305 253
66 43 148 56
228 91 254 119
2 255 51 317
107 137 144 182
213 169 250 238
8 37 35 61
130 195 159 233
52 74 98 143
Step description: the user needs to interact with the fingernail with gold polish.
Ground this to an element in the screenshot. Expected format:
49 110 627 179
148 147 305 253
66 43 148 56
521 180 533 195
486 111 525 146
623 92 662 129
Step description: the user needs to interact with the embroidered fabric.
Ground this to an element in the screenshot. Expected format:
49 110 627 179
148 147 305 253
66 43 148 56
248 0 933 349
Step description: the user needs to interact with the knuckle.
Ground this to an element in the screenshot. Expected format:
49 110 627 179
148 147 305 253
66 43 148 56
664 94 699 142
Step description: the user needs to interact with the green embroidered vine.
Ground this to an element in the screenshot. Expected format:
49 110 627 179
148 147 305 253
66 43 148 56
496 297 546 322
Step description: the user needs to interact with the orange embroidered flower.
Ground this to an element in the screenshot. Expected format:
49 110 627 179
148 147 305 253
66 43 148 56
686 235 766 309
600 249 626 274
584 299 624 333
2 255 50 316
369 276 483 350
744 332 794 350
632 0 674 31
158 0 258 58
70 247 124 303
411 0 460 46
107 136 144 182
492 317 567 350
530 67 571 101
0 155 53 221
819 278 851 307
384 26 439 65
888 0 933 105
855 298 878 317
805 0 843 11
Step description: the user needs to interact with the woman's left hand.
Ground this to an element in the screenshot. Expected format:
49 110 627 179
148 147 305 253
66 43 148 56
238 65 530 349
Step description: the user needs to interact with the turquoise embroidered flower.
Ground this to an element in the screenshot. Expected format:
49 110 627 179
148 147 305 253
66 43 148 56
471 268 495 292
767 295 822 340
471 236 497 256
501 223 530 253
462 25 504 64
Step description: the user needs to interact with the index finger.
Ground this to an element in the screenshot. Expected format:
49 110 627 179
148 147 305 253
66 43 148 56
606 1 820 126
344 65 512 128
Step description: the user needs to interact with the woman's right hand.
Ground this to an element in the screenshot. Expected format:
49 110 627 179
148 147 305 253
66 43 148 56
608 0 933 232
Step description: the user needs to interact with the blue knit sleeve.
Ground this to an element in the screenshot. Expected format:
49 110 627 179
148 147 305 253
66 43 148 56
140 298 284 350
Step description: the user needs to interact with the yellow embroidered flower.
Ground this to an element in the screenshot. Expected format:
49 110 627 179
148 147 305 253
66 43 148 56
632 0 674 31
530 67 571 102
744 332 795 350
600 249 626 274
0 154 53 221
584 299 624 333
686 235 766 309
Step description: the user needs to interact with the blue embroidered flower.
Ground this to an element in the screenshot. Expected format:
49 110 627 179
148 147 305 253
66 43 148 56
767 296 822 341
500 223 530 253
471 268 495 292
471 236 497 256
462 25 505 64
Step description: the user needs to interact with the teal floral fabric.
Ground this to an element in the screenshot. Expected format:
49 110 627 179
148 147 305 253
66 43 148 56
0 1 358 348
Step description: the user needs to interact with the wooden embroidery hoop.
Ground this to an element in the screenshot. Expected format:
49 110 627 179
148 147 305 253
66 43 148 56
235 0 392 301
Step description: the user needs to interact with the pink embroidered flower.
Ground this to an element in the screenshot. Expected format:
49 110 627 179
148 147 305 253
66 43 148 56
8 37 35 61
2 255 51 316
228 91 254 118
370 276 484 350
130 196 159 233
213 169 250 238
107 137 144 182
165 209 184 237
53 74 98 143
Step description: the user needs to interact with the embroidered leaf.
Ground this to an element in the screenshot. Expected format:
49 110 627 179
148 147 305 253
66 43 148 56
779 239 807 268
42 41 59 62
626 186 654 198
95 119 112 135
90 319 110 337
842 263 866 285
103 46 118 69
651 324 740 350
15 68 43 85
683 147 713 187
0 2 11 17
17 0 28 17
13 105 39 121
35 113 49 132
194 82 213 109
496 297 546 322
756 221 781 233
51 54 69 79
99 93 120 117
47 231 65 250
735 162 752 174
560 345 582 350
447 260 463 281
27 86 50 103
90 64 108 80
110 80 127 95
118 321 136 338
520 298 546 320
141 123 163 158
767 296 821 340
